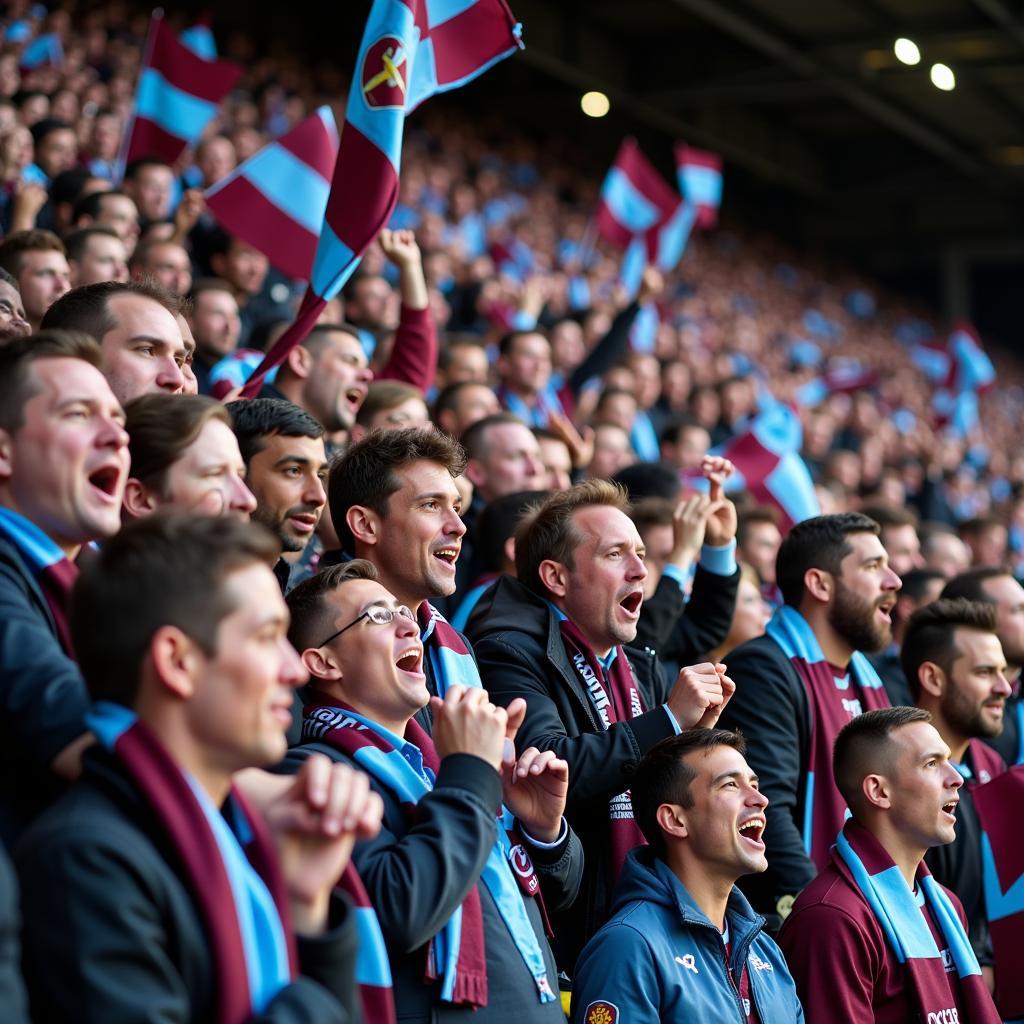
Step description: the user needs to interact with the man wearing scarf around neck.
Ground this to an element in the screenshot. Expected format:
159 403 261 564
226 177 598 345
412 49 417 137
284 558 582 1023
719 512 899 928
16 514 382 1023
0 329 128 843
779 707 1001 1024
469 479 735 973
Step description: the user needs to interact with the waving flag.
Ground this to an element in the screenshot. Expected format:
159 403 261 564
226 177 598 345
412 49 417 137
19 32 63 72
205 107 339 281
179 21 218 60
675 142 723 229
240 0 522 398
912 322 995 436
596 138 679 251
119 12 242 174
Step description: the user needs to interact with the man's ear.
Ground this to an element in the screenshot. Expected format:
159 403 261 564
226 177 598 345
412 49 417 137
804 567 832 605
655 802 688 841
538 559 568 599
463 457 486 490
149 625 202 700
916 661 945 701
862 773 892 811
349 423 366 444
284 343 312 381
122 478 159 519
503 536 517 568
301 646 343 682
346 504 381 548
0 429 12 482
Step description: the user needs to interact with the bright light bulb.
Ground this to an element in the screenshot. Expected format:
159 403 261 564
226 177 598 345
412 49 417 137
581 91 610 118
930 63 956 91
894 38 921 65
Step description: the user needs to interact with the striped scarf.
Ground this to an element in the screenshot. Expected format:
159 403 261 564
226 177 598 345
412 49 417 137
418 602 485 696
86 702 297 1023
301 701 557 1007
337 862 395 1024
0 507 78 656
835 819 1000 1024
767 604 889 868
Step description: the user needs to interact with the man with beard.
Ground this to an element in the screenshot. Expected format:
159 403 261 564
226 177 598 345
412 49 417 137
227 399 328 592
720 513 900 928
0 269 30 342
903 599 1011 991
942 568 1024 766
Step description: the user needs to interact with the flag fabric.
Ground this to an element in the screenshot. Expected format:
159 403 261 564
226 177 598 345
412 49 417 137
912 322 994 436
675 142 723 229
240 0 522 399
179 22 218 60
119 12 242 174
796 362 880 407
19 32 63 71
204 107 340 281
596 138 679 252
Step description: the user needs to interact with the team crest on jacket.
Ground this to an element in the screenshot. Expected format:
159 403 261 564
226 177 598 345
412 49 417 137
585 1000 619 1024
361 37 409 109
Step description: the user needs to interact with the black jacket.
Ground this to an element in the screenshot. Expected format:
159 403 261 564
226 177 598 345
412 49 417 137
717 632 817 926
634 564 740 672
15 747 360 1024
467 575 677 971
0 844 28 1023
868 646 915 708
0 535 89 845
286 743 581 1023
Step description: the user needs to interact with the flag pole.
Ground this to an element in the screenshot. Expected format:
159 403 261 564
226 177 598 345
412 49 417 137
114 8 162 184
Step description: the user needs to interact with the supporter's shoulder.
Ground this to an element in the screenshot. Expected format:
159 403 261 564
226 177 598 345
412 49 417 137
783 865 869 931
723 633 797 687
465 574 551 647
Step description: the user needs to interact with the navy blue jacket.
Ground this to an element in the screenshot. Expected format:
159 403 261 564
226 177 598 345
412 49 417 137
572 848 804 1024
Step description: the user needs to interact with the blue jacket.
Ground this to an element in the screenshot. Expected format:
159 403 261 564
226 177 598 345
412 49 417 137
572 848 804 1024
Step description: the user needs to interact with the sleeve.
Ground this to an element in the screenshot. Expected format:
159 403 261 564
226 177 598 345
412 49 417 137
521 821 585 914
571 924 662 1024
634 574 686 654
475 636 676 814
0 847 29 1024
718 642 817 908
567 301 641 396
778 904 880 1024
0 565 89 770
348 753 503 952
375 304 437 393
669 564 741 663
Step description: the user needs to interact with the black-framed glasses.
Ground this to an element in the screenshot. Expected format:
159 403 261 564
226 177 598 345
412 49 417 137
316 603 416 648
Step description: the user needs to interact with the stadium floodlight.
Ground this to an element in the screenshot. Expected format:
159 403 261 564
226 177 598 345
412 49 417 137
581 91 610 118
930 63 956 91
894 38 921 65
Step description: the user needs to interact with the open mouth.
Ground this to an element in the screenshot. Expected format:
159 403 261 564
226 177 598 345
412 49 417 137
395 645 424 676
432 546 459 570
344 387 365 408
288 512 319 533
876 599 895 623
87 464 121 499
619 591 643 617
738 816 766 847
941 800 958 820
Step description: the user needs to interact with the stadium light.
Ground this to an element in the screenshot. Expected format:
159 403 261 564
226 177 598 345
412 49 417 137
581 91 610 118
930 63 956 91
894 38 921 66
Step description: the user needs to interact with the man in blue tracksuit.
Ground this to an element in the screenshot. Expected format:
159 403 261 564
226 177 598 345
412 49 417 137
571 730 804 1024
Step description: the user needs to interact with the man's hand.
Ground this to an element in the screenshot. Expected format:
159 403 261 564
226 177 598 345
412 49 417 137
666 662 730 729
547 409 594 470
502 747 568 844
693 664 736 729
701 456 738 546
171 188 205 242
637 266 664 305
429 684 508 772
379 227 421 269
10 180 48 231
669 494 713 570
262 755 384 936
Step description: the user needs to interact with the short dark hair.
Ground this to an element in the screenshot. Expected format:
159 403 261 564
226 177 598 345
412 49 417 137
72 189 131 224
41 279 178 341
124 156 172 181
0 330 103 433
71 514 280 706
833 706 932 810
355 380 425 428
960 516 1006 540
498 329 546 358
631 496 676 534
612 461 682 502
477 490 548 573
188 277 235 305
737 506 780 545
901 598 999 700
941 567 1011 604
328 427 467 554
899 568 946 602
433 380 490 424
859 504 919 531
226 398 325 467
632 730 747 858
776 513 881 607
438 337 487 372
461 412 527 461
29 117 71 146
0 230 65 277
286 559 379 653
126 394 231 492
0 267 19 291
64 226 122 264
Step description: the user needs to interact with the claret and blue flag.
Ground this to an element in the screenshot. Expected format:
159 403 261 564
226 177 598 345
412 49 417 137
118 11 242 175
596 138 680 252
241 0 523 398
675 141 723 229
204 107 340 282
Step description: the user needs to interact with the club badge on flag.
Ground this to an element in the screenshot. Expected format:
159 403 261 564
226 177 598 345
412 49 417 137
240 0 523 398
118 11 242 176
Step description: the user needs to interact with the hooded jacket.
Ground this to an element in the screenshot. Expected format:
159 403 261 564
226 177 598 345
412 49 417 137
572 848 804 1024
467 575 679 970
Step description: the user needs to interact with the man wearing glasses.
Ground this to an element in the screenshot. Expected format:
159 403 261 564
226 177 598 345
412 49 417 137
283 558 583 1023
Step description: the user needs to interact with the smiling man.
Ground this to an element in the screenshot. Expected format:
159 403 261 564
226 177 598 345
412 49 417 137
0 331 129 840
572 730 804 1024
779 707 1000 1024
469 480 735 969
720 513 899 928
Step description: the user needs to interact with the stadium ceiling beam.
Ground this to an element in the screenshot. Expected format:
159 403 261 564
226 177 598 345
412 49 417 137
967 0 1024 52
667 0 992 184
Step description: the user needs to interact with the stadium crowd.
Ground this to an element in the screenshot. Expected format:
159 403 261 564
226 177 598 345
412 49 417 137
0 3 1022 1023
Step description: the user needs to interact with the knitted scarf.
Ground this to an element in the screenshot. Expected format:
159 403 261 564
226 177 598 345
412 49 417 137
767 604 889 869
418 602 484 696
558 615 647 880
337 862 396 1024
302 700 557 1007
86 702 297 1023
834 819 1000 1024
0 506 78 656
972 763 1024 1019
